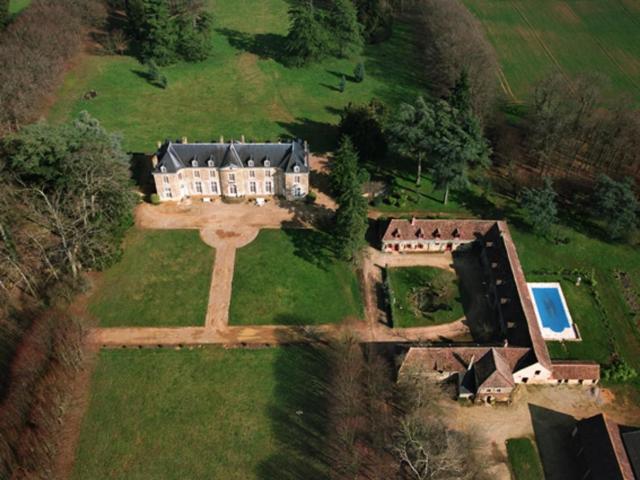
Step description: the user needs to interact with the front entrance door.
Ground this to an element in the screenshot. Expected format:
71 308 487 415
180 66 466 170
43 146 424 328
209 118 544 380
180 183 188 198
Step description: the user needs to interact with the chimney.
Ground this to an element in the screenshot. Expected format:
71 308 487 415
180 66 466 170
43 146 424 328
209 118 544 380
467 355 475 370
219 135 224 143
151 155 158 168
241 134 245 143
181 136 188 144
156 140 162 149
303 140 308 153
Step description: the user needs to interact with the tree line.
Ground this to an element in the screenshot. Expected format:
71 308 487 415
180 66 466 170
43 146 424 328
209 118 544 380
0 0 106 134
0 113 136 478
322 335 489 480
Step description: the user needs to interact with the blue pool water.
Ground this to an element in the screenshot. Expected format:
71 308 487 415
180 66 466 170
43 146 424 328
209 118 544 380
531 287 571 332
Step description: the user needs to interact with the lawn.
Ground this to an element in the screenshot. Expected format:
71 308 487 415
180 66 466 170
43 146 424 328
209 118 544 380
48 0 424 153
511 221 640 372
463 0 640 102
229 229 363 325
526 276 613 365
9 0 31 14
89 228 214 327
506 437 544 480
72 347 329 480
388 266 464 328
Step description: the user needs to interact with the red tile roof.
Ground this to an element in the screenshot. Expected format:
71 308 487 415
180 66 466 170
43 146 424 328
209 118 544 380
551 361 600 380
382 219 496 243
399 346 532 377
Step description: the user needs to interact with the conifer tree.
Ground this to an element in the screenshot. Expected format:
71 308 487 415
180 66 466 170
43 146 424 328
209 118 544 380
332 136 368 261
285 0 328 66
138 0 179 65
449 69 472 115
520 178 558 236
328 0 363 58
339 75 346 93
353 62 365 82
593 175 638 240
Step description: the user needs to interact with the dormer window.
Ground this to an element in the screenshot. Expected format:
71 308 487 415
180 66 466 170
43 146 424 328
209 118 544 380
247 158 255 167
293 165 300 173
264 159 271 167
191 159 198 167
160 165 167 173
207 159 214 167
433 228 441 238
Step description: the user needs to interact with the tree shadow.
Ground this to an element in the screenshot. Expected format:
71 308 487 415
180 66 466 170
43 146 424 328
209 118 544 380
277 118 338 154
256 343 331 479
281 228 335 272
129 152 155 197
320 83 341 92
528 404 581 480
216 28 288 64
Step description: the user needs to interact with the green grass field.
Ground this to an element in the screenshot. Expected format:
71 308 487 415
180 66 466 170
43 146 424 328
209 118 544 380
89 228 214 327
72 347 329 480
9 0 31 14
229 229 363 325
463 0 640 102
512 222 640 372
506 438 544 480
388 267 464 328
48 0 424 153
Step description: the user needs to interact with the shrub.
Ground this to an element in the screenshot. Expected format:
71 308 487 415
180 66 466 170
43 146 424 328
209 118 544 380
150 193 161 205
305 190 317 204
353 62 365 82
602 359 638 383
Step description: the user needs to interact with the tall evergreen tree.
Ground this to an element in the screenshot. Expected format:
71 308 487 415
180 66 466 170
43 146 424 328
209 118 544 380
389 96 490 203
332 136 368 261
285 1 328 66
137 0 179 65
328 0 363 58
449 69 472 116
593 175 639 240
331 135 360 197
519 178 558 236
388 96 434 186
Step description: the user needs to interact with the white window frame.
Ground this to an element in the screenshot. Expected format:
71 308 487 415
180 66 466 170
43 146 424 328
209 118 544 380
265 181 272 194
163 187 173 199
249 181 257 194
209 169 216 179
294 175 301 183
207 159 215 167
266 169 271 177
160 165 167 173
210 181 218 194
195 181 203 194
293 165 300 173
264 160 271 167
229 184 238 196
192 160 198 167
247 159 255 167
249 170 255 178
194 170 200 178
228 172 236 182
163 176 170 184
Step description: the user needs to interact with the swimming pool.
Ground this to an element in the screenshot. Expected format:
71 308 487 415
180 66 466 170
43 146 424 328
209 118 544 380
527 282 579 341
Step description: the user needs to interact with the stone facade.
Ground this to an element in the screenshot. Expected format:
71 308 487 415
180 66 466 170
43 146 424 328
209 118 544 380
151 139 310 202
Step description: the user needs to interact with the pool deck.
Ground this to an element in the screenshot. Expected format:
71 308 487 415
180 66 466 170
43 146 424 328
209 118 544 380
527 282 580 341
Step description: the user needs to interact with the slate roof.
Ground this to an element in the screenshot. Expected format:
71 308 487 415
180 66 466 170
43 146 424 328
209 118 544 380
155 140 309 173
622 429 640 479
576 414 636 480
